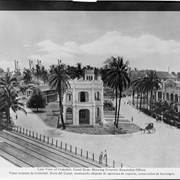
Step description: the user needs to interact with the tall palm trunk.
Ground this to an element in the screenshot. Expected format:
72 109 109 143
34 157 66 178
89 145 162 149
143 92 145 104
140 92 143 109
58 86 65 129
154 90 157 102
136 93 139 108
5 108 10 126
150 90 153 110
147 91 149 110
132 90 135 105
116 91 122 128
114 86 118 126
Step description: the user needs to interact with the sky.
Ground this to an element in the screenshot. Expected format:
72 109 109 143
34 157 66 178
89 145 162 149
1 11 180 72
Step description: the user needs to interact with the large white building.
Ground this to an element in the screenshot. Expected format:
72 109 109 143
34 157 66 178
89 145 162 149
63 69 104 126
155 72 180 110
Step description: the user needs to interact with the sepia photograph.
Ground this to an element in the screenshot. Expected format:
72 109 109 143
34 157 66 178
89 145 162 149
0 0 180 179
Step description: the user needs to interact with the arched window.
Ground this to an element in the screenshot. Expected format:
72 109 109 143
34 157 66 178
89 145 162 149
95 91 100 101
79 92 89 102
175 94 178 103
66 108 73 120
158 92 162 99
96 107 100 117
167 93 169 100
171 93 174 102
66 92 72 102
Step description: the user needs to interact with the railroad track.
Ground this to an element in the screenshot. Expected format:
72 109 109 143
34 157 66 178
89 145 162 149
0 130 101 167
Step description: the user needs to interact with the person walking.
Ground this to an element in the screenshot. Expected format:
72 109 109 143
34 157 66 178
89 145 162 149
131 116 133 122
99 151 103 164
15 114 18 120
104 150 107 166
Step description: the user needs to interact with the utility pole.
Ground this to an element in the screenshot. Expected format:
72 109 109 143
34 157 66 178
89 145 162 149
29 59 31 70
14 60 16 71
58 59 62 65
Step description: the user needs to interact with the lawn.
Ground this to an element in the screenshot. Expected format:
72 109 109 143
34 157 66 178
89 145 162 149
34 102 60 127
35 102 140 135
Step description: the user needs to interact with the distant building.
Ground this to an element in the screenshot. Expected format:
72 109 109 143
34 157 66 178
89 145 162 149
63 69 104 126
156 71 177 82
26 85 57 103
155 71 180 110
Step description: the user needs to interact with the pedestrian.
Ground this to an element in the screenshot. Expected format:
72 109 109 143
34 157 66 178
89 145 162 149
131 116 133 122
16 114 18 120
99 151 103 164
104 150 107 166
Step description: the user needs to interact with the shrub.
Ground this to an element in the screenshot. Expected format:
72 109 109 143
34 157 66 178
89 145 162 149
104 100 115 111
26 88 46 111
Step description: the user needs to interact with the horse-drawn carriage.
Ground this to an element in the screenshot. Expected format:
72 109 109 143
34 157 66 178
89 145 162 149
140 123 156 134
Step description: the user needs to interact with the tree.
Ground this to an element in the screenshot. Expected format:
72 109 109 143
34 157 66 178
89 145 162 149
34 64 41 84
0 68 4 74
75 63 83 79
132 70 162 111
19 85 28 95
49 64 70 129
102 56 131 128
129 69 147 106
41 66 48 84
171 72 176 77
0 73 26 125
23 69 32 84
26 88 46 112
177 72 180 81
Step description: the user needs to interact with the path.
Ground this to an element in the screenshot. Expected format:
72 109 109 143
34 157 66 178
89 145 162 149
6 98 180 167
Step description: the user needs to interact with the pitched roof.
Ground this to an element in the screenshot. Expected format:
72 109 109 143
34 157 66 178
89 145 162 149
156 71 177 79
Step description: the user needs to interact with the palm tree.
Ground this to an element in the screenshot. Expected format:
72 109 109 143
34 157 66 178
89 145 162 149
41 67 48 84
23 69 32 84
0 73 26 126
132 78 146 109
132 70 162 111
75 63 83 79
49 64 70 129
34 64 41 84
0 72 17 88
102 56 131 128
152 100 179 126
152 100 169 117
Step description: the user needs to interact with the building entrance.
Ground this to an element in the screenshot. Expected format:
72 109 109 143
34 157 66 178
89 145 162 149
79 109 90 124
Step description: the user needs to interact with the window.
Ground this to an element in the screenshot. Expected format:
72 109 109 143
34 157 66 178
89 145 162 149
158 92 162 99
167 93 169 100
66 108 73 120
95 91 100 101
66 92 72 101
97 107 100 117
175 94 178 103
79 92 89 102
171 93 174 101
80 92 85 102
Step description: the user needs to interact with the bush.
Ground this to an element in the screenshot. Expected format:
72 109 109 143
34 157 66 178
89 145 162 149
26 88 46 111
140 108 152 116
104 100 115 111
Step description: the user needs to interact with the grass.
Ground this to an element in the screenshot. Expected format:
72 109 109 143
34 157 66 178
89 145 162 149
35 102 140 135
34 102 59 128
65 123 140 135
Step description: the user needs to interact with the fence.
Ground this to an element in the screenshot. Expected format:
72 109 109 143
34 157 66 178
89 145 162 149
0 122 130 168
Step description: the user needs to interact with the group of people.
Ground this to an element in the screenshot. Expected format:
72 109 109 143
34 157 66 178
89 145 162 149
99 150 107 165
